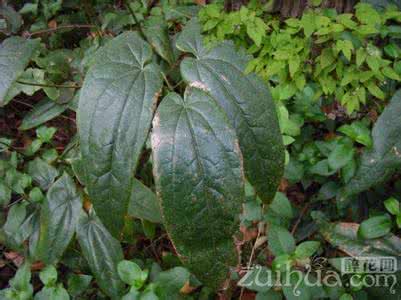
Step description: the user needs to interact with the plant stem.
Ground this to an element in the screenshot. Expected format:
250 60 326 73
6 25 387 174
26 24 96 37
16 80 81 89
124 0 146 39
162 73 174 91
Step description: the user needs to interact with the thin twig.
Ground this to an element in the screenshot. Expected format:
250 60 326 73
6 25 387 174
124 0 146 39
291 203 310 235
239 205 265 300
0 140 28 157
16 80 81 89
26 24 96 38
162 72 174 91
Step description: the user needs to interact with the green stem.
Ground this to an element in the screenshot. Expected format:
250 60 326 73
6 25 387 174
16 80 81 89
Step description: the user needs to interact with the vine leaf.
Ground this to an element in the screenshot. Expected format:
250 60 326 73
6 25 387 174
151 87 245 289
76 209 125 299
344 90 401 197
0 37 40 106
77 32 163 237
176 19 284 203
35 173 82 264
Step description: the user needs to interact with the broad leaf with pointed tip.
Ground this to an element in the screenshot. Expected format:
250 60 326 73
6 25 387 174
176 19 284 203
151 87 244 289
0 37 39 106
344 90 401 196
76 209 125 299
36 173 82 264
77 32 163 237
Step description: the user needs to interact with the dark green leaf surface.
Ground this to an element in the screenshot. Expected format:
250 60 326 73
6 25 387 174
77 32 163 237
19 98 68 130
151 88 244 289
36 173 82 264
0 37 39 106
344 90 401 196
177 19 284 203
128 178 162 223
76 209 125 299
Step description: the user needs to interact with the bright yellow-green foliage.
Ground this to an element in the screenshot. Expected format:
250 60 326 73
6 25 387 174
200 3 401 113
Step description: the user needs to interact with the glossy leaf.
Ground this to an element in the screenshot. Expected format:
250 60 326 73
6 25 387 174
128 178 162 223
36 173 82 264
177 19 284 203
0 36 39 106
77 32 163 236
151 88 244 289
344 90 401 196
76 209 125 299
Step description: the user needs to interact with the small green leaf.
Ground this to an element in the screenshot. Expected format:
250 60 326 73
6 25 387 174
328 141 355 170
39 265 57 286
358 215 392 239
10 262 33 294
67 274 92 297
397 214 401 228
294 241 320 259
26 158 59 190
36 126 57 143
117 260 147 288
339 293 353 300
269 192 293 219
382 66 401 81
384 197 400 215
356 48 367 67
272 254 292 272
268 225 296 256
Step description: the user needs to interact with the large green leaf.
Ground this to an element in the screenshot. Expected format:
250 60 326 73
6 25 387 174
128 178 162 223
36 173 82 264
176 19 284 203
151 87 244 289
344 90 401 196
77 32 163 237
0 36 39 106
76 209 125 299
